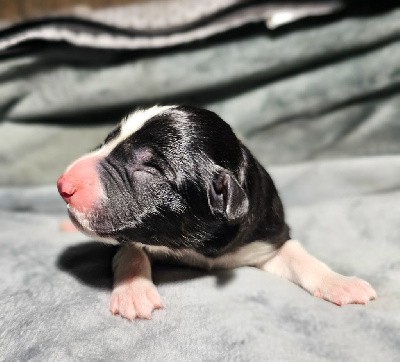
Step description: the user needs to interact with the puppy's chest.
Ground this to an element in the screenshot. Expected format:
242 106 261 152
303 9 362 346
142 241 277 270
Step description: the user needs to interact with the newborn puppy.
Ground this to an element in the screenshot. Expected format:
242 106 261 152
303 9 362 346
57 105 376 320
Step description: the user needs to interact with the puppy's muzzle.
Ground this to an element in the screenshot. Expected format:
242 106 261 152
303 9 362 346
57 155 103 213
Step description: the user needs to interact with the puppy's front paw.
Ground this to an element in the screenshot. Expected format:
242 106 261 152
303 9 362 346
313 273 376 306
109 278 163 320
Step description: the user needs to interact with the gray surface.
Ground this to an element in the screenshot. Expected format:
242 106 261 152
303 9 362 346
0 158 399 361
1 4 400 362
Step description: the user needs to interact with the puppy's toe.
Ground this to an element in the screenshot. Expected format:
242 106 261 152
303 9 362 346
314 273 376 306
109 278 163 320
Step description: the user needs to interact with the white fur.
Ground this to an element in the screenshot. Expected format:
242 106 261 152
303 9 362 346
262 239 376 305
101 105 175 155
68 208 119 245
64 105 176 228
139 239 376 306
140 241 277 271
110 244 163 320
119 105 175 141
66 106 175 174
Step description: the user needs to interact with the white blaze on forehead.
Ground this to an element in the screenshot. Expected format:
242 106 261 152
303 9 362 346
119 105 175 141
65 106 175 175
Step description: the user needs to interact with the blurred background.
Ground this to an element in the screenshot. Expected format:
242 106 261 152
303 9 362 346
1 1 400 361
1 0 399 186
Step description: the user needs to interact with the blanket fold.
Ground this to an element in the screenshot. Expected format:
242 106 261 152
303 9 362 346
1 2 399 360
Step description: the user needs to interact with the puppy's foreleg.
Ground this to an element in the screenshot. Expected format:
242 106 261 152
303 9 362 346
110 244 163 320
262 240 376 306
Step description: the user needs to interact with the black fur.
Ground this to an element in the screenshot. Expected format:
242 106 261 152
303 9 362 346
90 106 289 257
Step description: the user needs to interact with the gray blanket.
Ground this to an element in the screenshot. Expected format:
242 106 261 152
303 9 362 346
1 4 400 361
1 158 399 361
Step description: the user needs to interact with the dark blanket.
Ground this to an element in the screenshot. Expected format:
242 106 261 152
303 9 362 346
1 3 399 361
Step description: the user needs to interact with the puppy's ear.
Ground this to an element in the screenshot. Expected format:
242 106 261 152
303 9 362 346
208 171 249 223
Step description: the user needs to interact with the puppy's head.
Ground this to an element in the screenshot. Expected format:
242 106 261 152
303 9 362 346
57 106 249 255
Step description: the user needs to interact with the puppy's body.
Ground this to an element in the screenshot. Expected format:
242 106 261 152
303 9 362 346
58 105 376 320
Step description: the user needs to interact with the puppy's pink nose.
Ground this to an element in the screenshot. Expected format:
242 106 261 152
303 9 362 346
57 175 77 202
57 155 101 212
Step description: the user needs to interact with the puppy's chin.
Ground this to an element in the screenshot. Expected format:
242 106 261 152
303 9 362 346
67 208 119 245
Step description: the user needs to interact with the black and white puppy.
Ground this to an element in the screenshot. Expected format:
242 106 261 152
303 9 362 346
57 105 376 320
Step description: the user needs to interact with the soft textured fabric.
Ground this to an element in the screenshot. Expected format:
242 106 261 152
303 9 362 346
1 3 400 361
0 157 399 360
1 7 400 185
0 0 342 50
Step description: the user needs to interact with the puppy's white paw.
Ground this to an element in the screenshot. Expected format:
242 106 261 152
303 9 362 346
313 273 376 306
109 278 163 320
